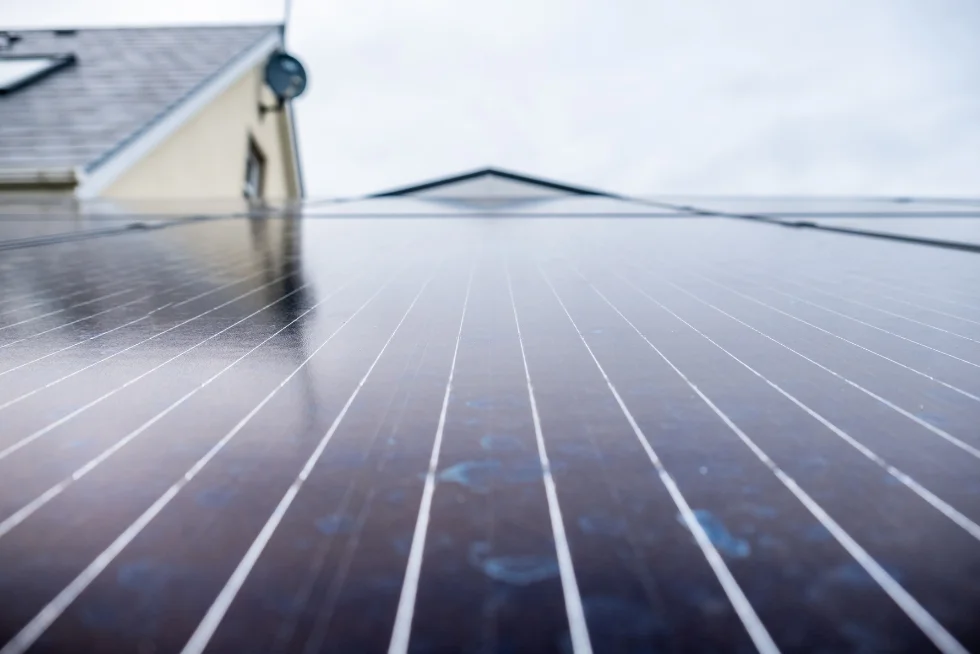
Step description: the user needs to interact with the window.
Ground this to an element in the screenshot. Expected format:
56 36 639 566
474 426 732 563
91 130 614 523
244 137 266 201
0 55 75 95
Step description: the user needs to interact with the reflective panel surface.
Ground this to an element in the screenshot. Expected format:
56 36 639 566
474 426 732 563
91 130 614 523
1 201 979 654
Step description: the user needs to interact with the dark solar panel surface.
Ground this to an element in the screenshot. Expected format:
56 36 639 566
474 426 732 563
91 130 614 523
0 206 979 654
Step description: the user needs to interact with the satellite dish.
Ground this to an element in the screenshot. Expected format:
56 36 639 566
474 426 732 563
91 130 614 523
264 52 307 103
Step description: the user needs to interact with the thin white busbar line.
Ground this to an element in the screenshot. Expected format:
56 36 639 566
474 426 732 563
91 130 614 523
832 281 980 328
0 287 64 308
0 251 264 374
538 267 780 654
723 260 980 328
386 266 473 654
694 272 980 371
505 264 593 654
0 261 164 318
838 265 980 307
0 276 350 540
783 275 980 340
0 268 404 654
673 270 980 404
171 266 274 308
578 269 968 654
0 272 296 460
180 269 437 654
774 276 980 345
0 292 154 351
0 287 90 315
0 248 224 323
4 245 254 325
0 287 135 334
0 304 167 377
0 251 174 302
661 276 980 462
0 231 240 299
0 268 297 416
851 275 980 314
0 234 427 417
610 269 980 543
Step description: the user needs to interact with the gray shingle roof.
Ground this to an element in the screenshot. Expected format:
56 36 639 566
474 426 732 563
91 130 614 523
0 24 279 174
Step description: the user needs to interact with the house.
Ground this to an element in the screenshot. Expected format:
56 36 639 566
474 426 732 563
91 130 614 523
0 24 304 213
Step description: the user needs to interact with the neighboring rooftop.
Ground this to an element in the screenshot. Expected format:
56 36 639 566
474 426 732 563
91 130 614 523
0 24 279 178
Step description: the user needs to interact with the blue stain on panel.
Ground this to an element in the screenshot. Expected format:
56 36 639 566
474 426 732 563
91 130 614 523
438 460 501 493
392 536 412 556
582 595 665 639
839 620 900 653
385 488 406 504
464 396 526 411
501 461 547 484
437 459 545 493
577 514 628 537
679 510 751 558
804 523 833 543
481 556 560 585
807 561 883 603
480 434 524 452
830 561 901 585
915 412 946 427
194 486 236 509
315 514 354 535
79 603 121 631
468 542 559 586
117 560 175 592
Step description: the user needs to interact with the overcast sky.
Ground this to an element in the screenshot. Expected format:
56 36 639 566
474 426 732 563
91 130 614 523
8 0 980 197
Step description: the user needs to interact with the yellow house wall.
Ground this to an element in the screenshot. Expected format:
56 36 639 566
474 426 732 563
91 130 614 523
102 65 300 202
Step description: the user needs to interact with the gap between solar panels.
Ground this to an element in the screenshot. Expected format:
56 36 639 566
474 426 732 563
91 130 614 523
0 214 226 252
629 197 980 254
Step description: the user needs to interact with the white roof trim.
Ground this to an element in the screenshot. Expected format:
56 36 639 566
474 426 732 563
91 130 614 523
75 30 282 199
286 101 305 199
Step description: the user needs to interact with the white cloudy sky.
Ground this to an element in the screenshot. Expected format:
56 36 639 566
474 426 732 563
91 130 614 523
8 0 980 197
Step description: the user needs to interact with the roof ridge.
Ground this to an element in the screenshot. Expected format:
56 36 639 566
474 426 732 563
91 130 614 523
370 167 614 198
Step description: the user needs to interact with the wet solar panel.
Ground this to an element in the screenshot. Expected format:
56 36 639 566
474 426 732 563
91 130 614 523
0 197 979 654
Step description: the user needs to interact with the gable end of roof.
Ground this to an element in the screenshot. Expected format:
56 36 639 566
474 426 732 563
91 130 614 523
76 27 282 198
370 167 614 198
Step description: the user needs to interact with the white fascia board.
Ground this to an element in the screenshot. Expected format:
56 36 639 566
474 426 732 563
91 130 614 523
75 30 282 199
285 101 305 199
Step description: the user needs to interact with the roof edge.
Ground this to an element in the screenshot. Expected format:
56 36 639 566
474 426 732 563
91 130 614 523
0 167 78 186
370 167 614 198
4 22 283 33
75 27 282 199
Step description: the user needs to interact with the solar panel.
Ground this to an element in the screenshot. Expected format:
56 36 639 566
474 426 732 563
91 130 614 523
0 190 978 654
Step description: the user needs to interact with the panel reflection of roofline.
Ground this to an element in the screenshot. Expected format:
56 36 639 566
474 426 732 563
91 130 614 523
369 167 615 198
